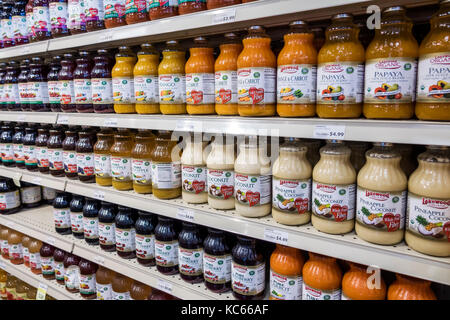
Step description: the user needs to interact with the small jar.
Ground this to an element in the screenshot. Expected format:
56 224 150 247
135 211 156 267
83 198 100 245
115 206 137 259
76 130 96 183
91 49 114 113
98 201 117 252
155 216 179 275
69 194 85 239
0 124 15 167
68 0 86 34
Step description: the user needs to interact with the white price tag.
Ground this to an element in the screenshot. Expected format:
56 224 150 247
58 116 69 125
46 237 56 246
17 115 26 122
264 228 289 245
100 32 114 42
212 8 236 25
32 177 42 185
176 208 195 222
0 261 6 270
103 118 118 127
313 125 346 140
93 255 105 266
36 283 48 300
93 190 105 201
157 279 173 294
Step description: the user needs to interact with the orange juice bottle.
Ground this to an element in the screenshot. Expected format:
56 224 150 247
186 37 216 115
388 274 437 300
237 26 276 116
302 252 342 300
415 0 450 121
277 21 317 117
215 33 242 115
364 6 418 119
269 245 304 300
158 40 187 115
134 43 160 115
112 46 137 114
341 262 386 300
317 13 365 118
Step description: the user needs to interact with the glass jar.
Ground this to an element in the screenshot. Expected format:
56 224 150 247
112 46 136 114
155 216 179 275
0 63 7 110
134 43 160 114
12 124 25 168
135 211 156 267
49 0 69 37
35 127 49 174
91 49 114 113
5 61 21 111
20 182 41 208
33 0 52 40
85 0 105 31
76 130 96 183
149 0 178 20
79 258 98 299
387 274 437 300
69 194 85 239
23 126 38 171
48 127 65 177
131 130 154 194
40 243 55 280
58 53 77 112
28 57 50 112
0 124 15 167
115 206 137 259
64 253 81 293
203 228 231 293
47 55 62 112
98 201 117 252
12 0 29 46
63 126 79 179
94 129 114 186
125 0 148 24
26 0 35 43
53 191 72 234
68 0 86 34
104 0 126 28
83 198 100 245
1 0 15 48
42 186 57 204
110 129 133 191
179 0 206 15
178 222 204 284
18 59 30 111
74 51 93 113
0 178 21 214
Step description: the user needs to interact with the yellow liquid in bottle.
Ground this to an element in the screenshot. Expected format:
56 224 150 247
111 130 134 191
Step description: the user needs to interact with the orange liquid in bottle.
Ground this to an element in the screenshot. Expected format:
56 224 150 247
134 44 160 114
341 261 386 300
388 274 437 300
112 47 137 114
130 280 152 300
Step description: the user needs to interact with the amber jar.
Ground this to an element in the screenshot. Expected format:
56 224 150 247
110 129 134 191
94 129 114 186
131 130 154 194
125 0 148 24
76 130 96 183
47 127 65 177
149 0 178 20
35 127 50 174
179 0 206 15
104 0 126 28
207 0 240 9
62 126 79 179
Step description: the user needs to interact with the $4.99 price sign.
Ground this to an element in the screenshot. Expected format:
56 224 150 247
313 125 346 140
264 228 289 245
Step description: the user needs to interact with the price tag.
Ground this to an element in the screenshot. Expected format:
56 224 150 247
36 283 48 300
175 120 201 132
58 115 69 125
0 261 6 270
313 125 346 140
176 208 195 222
264 228 289 245
93 190 105 201
17 115 26 122
32 177 42 185
99 32 114 42
46 237 56 246
157 279 173 294
93 255 105 266
212 8 236 25
103 118 118 127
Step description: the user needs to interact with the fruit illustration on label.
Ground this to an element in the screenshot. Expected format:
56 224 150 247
183 180 205 194
313 198 332 218
279 87 303 101
428 80 450 99
361 207 384 228
322 85 345 101
374 83 402 100
415 215 445 238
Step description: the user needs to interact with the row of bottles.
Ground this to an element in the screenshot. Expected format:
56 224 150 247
0 271 55 300
1 2 449 120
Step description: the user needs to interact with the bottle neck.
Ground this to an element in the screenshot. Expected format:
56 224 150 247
190 47 213 57
219 43 242 54
243 37 271 49
284 32 314 45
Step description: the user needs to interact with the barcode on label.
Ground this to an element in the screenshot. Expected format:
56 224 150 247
264 228 289 245
103 118 118 127
313 125 346 140
93 191 105 200
212 8 236 25
46 237 56 246
93 255 105 266
176 208 195 222
157 279 173 294
36 283 48 300
58 116 69 125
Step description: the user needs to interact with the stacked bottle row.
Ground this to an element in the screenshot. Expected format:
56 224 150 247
0 270 56 300
0 224 177 300
0 0 257 48
1 2 449 120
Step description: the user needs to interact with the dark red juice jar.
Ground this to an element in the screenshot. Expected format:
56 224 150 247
91 49 114 113
79 258 98 299
98 201 117 252
47 55 62 112
85 0 104 31
62 126 79 179
23 125 38 171
33 0 52 40
74 51 93 113
155 216 179 275
49 0 69 37
4 61 20 111
178 222 204 284
18 59 31 111
58 53 76 112
48 127 65 176
12 0 29 46
35 127 50 174
76 129 95 183
1 0 15 48
28 57 50 112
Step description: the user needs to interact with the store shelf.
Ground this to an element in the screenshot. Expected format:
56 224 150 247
0 256 81 300
0 111 57 124
0 40 49 61
0 166 66 192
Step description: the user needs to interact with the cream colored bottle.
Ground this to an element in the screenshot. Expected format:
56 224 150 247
181 133 209 204
206 135 236 210
312 140 356 234
356 143 407 245
406 146 450 257
235 137 272 218
272 138 312 225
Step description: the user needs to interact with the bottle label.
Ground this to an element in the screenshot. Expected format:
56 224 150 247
112 290 131 300
70 211 84 233
13 144 25 164
76 152 95 176
0 190 20 210
231 262 265 296
317 62 364 104
416 52 450 103
42 187 57 201
125 0 148 14
21 186 42 204
237 67 276 104
1 143 14 163
8 243 23 260
134 75 159 103
1 239 9 256
23 247 30 264
23 145 37 165
186 73 215 105
96 283 113 300
92 78 113 104
356 187 407 232
207 169 234 200
48 80 60 104
215 70 237 104
111 156 132 181
4 83 19 104
1 18 13 41
68 0 86 29
83 216 99 239
12 16 28 41
235 174 271 207
54 208 71 229
65 265 80 290
112 77 134 104
132 159 152 184
179 247 203 276
33 6 51 33
182 165 206 194
99 222 115 245
312 181 356 221
149 0 178 9
95 154 112 178
136 234 155 260
18 83 29 104
203 253 231 284
151 162 181 189
29 252 41 270
28 82 50 104
74 79 92 104
26 11 34 37
155 239 179 267
303 284 341 300
406 192 450 242
104 0 125 19
85 0 105 21
115 228 136 252
159 74 186 104
50 2 68 30
59 80 75 104
55 261 65 281
63 150 78 173
41 256 55 275
270 270 302 300
80 273 96 295
272 177 311 214
277 64 317 104
36 146 49 168
364 58 417 103
49 148 64 171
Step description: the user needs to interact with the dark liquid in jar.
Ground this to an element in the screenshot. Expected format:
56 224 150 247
104 1 126 28
203 228 231 293
49 0 69 37
79 258 98 299
178 0 206 15
125 0 148 24
135 211 156 267
28 57 50 112
47 56 62 112
12 125 25 168
35 128 49 174
33 0 52 40
178 222 204 284
0 178 21 214
23 126 38 171
58 54 77 112
1 125 15 167
53 248 66 285
70 194 85 239
74 51 93 113
40 243 55 280
83 198 100 245
53 191 72 235
149 1 178 20
48 128 65 176
98 202 117 252
12 0 29 46
5 62 20 111
63 253 81 293
115 206 137 259
18 59 30 111
85 0 104 32
155 216 179 275
91 50 114 113
62 127 78 179
75 131 96 183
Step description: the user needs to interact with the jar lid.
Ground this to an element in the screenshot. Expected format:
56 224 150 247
289 20 308 27
332 13 353 20
97 49 109 54
248 25 265 32
383 6 406 14
7 61 18 68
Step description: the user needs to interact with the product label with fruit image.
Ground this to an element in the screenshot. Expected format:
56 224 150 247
416 52 450 103
80 274 96 295
0 190 20 210
54 209 71 229
312 181 355 221
155 240 179 267
41 256 55 275
186 73 215 105
207 169 234 200
303 284 341 300
99 222 115 246
273 177 311 214
92 78 113 104
179 247 203 276
317 62 364 104
83 216 99 239
203 253 232 284
231 262 265 296
356 187 406 232
277 64 317 104
134 75 159 103
215 71 237 105
182 165 206 194
96 283 112 300
237 67 276 105
270 270 302 300
364 58 417 104
8 243 23 260
55 261 65 281
115 228 136 252
136 234 155 260
406 192 450 242
158 74 186 104
70 211 84 233
235 174 271 207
